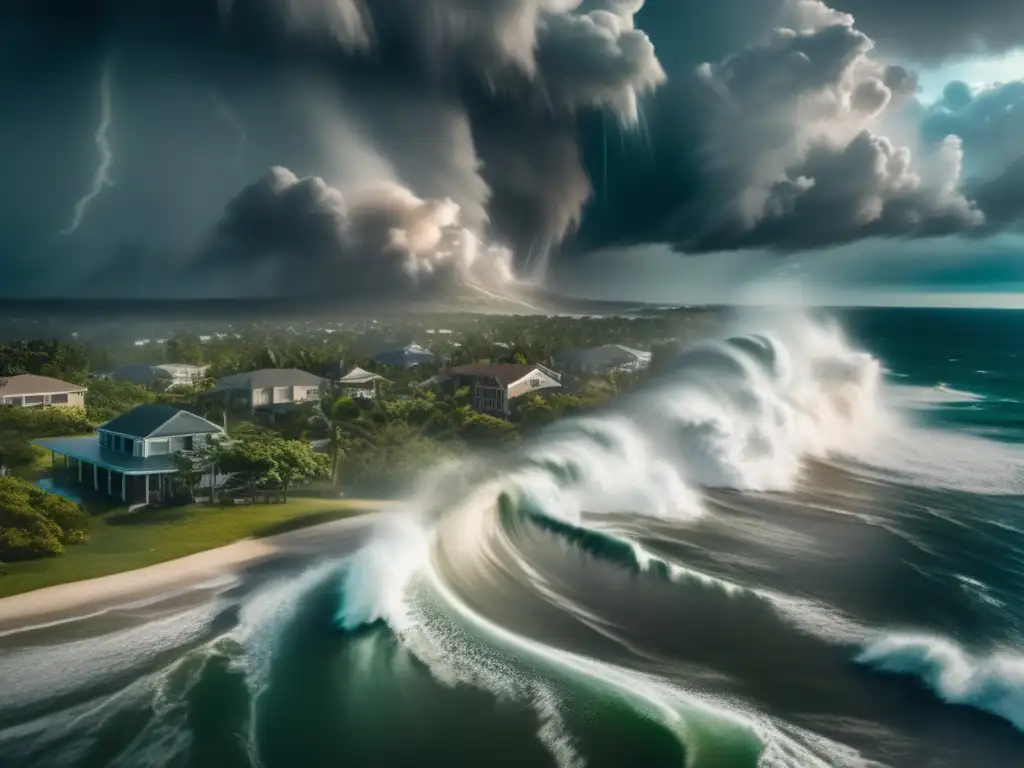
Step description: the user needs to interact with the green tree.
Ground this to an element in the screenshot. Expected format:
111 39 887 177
0 476 89 560
212 428 328 502
172 446 213 503
164 332 205 365
85 379 156 424
273 440 330 501
215 436 276 501
0 340 91 382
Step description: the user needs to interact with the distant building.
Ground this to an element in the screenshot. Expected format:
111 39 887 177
422 363 561 417
338 367 389 400
34 404 225 505
110 363 209 389
552 344 652 374
373 344 436 369
208 368 325 411
0 374 87 408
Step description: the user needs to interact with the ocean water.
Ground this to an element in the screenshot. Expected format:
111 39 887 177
2 307 1024 768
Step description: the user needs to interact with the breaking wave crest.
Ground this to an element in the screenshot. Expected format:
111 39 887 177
857 635 1024 731
338 311 886 633
330 312 895 766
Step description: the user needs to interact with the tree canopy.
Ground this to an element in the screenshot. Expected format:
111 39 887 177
0 476 89 561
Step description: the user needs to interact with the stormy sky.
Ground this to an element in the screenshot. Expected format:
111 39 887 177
1 0 1022 303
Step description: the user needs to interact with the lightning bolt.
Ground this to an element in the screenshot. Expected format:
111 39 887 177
61 58 115 235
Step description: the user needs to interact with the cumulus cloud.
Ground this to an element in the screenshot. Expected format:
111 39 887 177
2 0 1024 300
972 156 1024 230
920 78 1024 231
200 166 515 298
831 0 1024 61
923 79 1024 179
668 8 981 252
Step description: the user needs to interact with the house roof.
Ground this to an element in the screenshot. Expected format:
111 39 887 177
339 366 389 385
212 368 324 391
0 374 87 397
100 404 224 439
33 436 179 474
446 364 550 387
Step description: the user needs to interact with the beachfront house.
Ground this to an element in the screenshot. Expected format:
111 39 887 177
207 368 325 412
34 404 226 505
420 363 562 418
551 344 652 374
0 374 88 408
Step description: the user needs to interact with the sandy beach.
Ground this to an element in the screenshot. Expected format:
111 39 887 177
0 512 383 634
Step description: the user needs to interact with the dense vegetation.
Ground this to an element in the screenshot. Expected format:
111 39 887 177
174 424 329 503
0 310 718 565
0 405 92 473
0 476 90 561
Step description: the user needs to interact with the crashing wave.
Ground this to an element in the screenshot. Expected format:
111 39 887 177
856 633 1024 732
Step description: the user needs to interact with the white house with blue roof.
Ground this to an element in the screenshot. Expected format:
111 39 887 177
34 404 225 506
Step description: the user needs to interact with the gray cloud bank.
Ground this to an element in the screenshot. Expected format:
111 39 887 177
0 0 1022 299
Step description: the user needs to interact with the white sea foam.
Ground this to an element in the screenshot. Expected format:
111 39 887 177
0 604 218 714
339 311 886 623
889 383 985 408
331 310 1016 764
855 420 1024 496
857 634 1024 732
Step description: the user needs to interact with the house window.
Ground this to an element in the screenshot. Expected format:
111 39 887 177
170 436 195 452
273 387 291 402
475 386 504 413
24 395 44 405
530 377 541 387
50 393 69 404
148 439 170 456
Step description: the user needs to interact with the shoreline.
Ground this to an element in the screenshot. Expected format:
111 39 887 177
0 511 382 634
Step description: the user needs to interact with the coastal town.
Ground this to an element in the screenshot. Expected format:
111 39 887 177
0 308 718 596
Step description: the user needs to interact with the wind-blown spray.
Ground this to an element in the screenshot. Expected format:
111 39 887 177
338 312 884 633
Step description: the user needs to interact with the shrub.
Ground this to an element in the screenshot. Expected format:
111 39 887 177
0 476 89 560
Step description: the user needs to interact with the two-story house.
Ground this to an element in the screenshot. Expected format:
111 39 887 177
422 363 562 417
208 369 325 411
34 404 225 506
0 374 87 408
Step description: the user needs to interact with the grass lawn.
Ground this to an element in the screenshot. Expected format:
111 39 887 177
0 496 380 599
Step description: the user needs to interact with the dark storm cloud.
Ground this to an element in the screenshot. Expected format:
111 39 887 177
831 0 1024 60
3 0 1024 300
654 10 982 254
922 79 1024 232
0 0 662 297
923 79 1024 180
572 0 1021 257
200 166 515 297
971 157 1024 231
